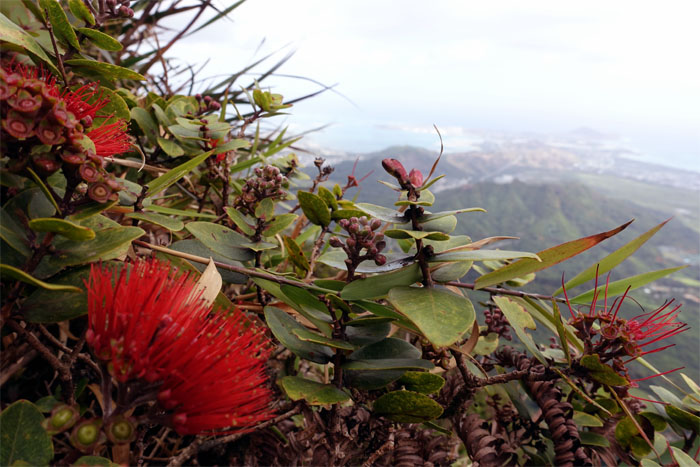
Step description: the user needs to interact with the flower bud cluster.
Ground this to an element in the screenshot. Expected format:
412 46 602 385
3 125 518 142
194 94 222 114
329 216 387 268
105 0 134 18
1 63 128 203
381 158 423 190
483 306 512 341
233 165 289 216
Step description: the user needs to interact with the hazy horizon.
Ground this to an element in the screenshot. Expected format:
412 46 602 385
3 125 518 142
166 1 700 173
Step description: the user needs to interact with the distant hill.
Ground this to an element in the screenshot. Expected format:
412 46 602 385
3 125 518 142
306 144 700 379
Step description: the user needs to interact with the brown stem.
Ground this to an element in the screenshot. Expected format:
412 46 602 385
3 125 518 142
8 320 75 404
445 281 568 303
44 10 69 85
305 226 329 279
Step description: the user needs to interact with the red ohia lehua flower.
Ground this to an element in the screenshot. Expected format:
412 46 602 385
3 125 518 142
1 61 130 202
564 272 688 386
86 259 275 435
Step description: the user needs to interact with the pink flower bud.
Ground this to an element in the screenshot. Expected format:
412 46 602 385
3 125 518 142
408 169 423 187
381 158 408 182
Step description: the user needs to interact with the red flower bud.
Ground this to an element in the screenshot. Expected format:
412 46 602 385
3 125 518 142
381 158 408 183
7 89 42 113
374 254 387 266
408 168 423 187
79 163 101 183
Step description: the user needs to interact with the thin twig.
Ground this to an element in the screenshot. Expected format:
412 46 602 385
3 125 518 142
445 281 567 303
44 9 69 85
167 405 300 467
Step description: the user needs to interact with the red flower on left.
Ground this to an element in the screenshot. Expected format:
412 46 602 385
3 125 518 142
0 62 130 202
86 259 275 435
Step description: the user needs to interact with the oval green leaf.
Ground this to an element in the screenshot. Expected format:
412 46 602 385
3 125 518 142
279 376 350 405
41 0 80 50
126 212 184 231
65 59 146 81
264 306 333 364
297 191 330 227
341 263 421 300
373 390 443 423
0 400 53 466
388 286 475 347
77 28 122 51
185 221 254 262
397 371 445 394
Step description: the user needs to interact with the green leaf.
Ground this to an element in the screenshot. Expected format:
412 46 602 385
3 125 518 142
641 412 668 432
279 285 333 337
28 217 95 241
431 260 473 282
373 390 443 423
69 200 117 222
130 107 158 144
282 236 310 273
68 0 94 25
388 286 475 347
34 226 144 278
331 209 370 221
397 372 445 394
345 319 391 346
681 373 700 397
0 400 53 466
264 306 333 364
554 219 671 295
0 13 58 75
340 263 421 300
224 207 255 236
145 205 217 219
432 249 539 262
355 203 407 223
665 405 700 432
1 264 81 293
473 331 499 356
21 266 94 323
615 415 654 452
184 222 254 262
291 328 355 350
580 354 629 386
279 377 350 405
126 212 184 231
385 229 450 241
342 359 434 372
146 150 213 196
475 220 633 289
640 460 663 467
255 198 275 221
418 207 486 222
77 28 122 51
157 136 185 157
40 0 79 50
573 411 604 427
569 266 687 304
65 59 146 81
0 206 30 257
343 337 421 390
297 191 330 227
492 296 546 364
317 186 338 211
579 431 610 447
263 213 297 237
395 189 435 207
166 239 247 284
670 447 700 467
317 249 414 274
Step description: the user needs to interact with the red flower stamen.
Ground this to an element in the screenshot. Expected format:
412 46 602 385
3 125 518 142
631 367 684 382
86 259 275 435
87 120 131 157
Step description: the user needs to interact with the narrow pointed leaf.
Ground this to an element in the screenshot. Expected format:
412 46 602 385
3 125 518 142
554 219 671 295
475 220 633 289
569 266 686 304
432 249 539 263
28 218 95 241
146 150 214 196
1 264 81 293
279 376 350 405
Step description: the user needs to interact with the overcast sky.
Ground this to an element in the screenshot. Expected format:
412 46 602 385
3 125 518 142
169 1 700 169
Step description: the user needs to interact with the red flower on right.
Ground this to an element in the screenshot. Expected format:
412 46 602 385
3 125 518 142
565 277 688 385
